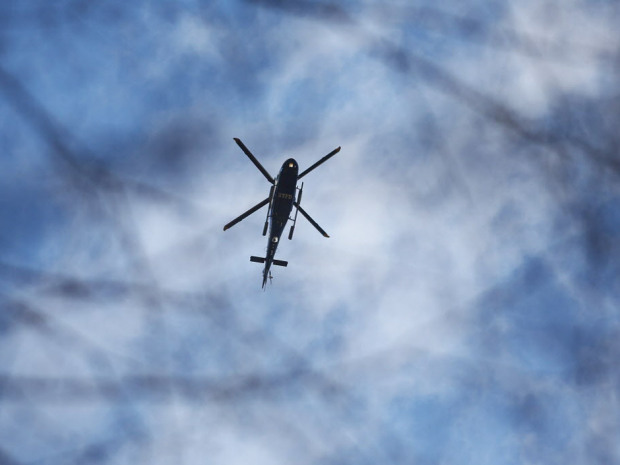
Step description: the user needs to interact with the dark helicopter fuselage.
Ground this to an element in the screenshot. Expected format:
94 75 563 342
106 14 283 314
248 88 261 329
261 158 298 286
224 137 340 288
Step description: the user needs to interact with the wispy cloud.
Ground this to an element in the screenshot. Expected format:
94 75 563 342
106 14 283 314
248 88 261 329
0 1 618 464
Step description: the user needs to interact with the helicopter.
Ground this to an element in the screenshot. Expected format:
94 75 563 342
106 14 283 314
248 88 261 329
223 138 341 288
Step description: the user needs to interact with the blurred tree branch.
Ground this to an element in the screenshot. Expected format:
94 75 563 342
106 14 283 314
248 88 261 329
249 0 620 178
0 65 203 213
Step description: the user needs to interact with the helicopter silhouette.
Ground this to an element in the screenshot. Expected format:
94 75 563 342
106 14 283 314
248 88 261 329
223 138 341 288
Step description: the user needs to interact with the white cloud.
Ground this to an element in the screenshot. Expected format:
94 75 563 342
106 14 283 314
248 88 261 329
2 1 618 464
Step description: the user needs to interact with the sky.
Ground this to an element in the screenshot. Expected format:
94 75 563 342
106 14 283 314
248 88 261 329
1 1 619 464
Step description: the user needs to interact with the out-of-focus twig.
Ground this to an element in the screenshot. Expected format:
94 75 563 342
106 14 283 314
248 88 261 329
0 65 203 212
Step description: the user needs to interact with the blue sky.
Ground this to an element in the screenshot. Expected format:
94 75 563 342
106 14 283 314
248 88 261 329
1 1 619 464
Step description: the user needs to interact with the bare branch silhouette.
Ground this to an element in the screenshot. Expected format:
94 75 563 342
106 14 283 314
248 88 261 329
1 1 618 464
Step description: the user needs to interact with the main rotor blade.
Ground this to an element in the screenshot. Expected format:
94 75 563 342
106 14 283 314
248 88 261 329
223 197 270 231
233 138 275 184
293 202 329 237
297 146 341 180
